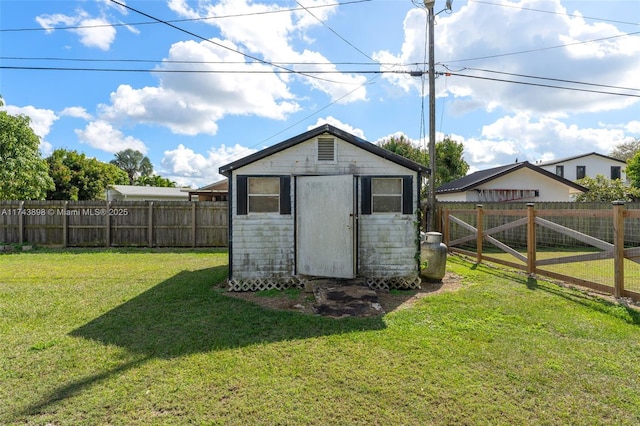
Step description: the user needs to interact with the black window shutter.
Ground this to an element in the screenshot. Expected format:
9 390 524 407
280 176 291 215
402 176 413 214
236 175 248 215
361 176 372 215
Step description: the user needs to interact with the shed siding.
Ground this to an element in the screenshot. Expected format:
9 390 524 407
235 137 412 176
231 215 294 279
359 216 417 276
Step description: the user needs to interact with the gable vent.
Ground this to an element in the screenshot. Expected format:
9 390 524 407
317 137 335 161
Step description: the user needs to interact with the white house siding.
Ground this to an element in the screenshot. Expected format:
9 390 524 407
538 155 627 182
437 168 579 202
229 135 420 286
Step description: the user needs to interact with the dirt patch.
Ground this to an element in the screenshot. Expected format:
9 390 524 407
220 272 463 316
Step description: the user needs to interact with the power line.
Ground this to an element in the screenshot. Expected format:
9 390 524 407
471 0 640 27
106 0 355 86
0 0 371 33
442 71 640 98
442 31 640 64
0 56 390 66
461 67 640 93
294 0 376 63
3 63 638 97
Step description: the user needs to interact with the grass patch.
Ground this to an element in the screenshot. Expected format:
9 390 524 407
1 250 640 424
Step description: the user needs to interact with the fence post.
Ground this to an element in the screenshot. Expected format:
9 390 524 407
148 202 154 248
192 201 197 248
443 206 450 248
476 204 483 264
63 201 68 248
105 201 111 247
527 203 536 275
18 201 24 244
613 201 625 298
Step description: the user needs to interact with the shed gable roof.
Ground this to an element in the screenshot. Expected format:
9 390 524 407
219 124 430 176
436 161 587 194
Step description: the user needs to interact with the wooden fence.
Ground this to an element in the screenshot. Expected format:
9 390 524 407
441 202 640 302
0 200 228 248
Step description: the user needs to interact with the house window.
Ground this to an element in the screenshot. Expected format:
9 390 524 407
236 175 291 215
361 176 413 215
611 166 621 180
556 165 564 178
317 137 335 162
576 165 586 180
372 178 403 213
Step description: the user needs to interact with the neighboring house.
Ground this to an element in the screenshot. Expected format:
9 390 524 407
536 152 628 182
219 124 430 291
185 179 228 201
105 185 190 201
436 161 587 202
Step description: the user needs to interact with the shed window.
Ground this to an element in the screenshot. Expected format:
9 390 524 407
611 166 621 180
248 177 279 212
576 165 586 180
556 165 564 178
372 178 402 213
317 137 335 162
236 175 291 215
361 176 413 215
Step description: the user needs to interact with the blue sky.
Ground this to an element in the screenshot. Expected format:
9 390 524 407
1 0 639 188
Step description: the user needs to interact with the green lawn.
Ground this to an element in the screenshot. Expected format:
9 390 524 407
1 249 640 425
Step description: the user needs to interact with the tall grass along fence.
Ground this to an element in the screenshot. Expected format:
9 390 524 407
440 202 640 302
0 200 228 248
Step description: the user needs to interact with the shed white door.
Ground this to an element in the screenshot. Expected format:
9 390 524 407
296 175 355 278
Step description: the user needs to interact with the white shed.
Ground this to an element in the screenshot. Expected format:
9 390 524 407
219 124 430 291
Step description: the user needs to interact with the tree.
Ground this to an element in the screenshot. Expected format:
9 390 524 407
378 134 470 188
46 149 129 200
626 150 640 188
110 149 153 185
136 174 176 188
0 98 54 200
610 138 640 162
574 175 640 202
434 137 470 188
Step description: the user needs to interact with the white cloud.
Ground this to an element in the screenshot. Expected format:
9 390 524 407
3 105 57 139
35 2 133 50
2 104 57 155
160 143 257 187
75 121 148 154
307 116 366 139
375 0 640 116
457 114 633 169
98 38 300 135
168 0 368 104
60 107 92 120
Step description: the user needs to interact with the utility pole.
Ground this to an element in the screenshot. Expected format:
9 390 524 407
426 0 436 231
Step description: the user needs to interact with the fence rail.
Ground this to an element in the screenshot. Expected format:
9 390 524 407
0 200 228 248
441 202 640 303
